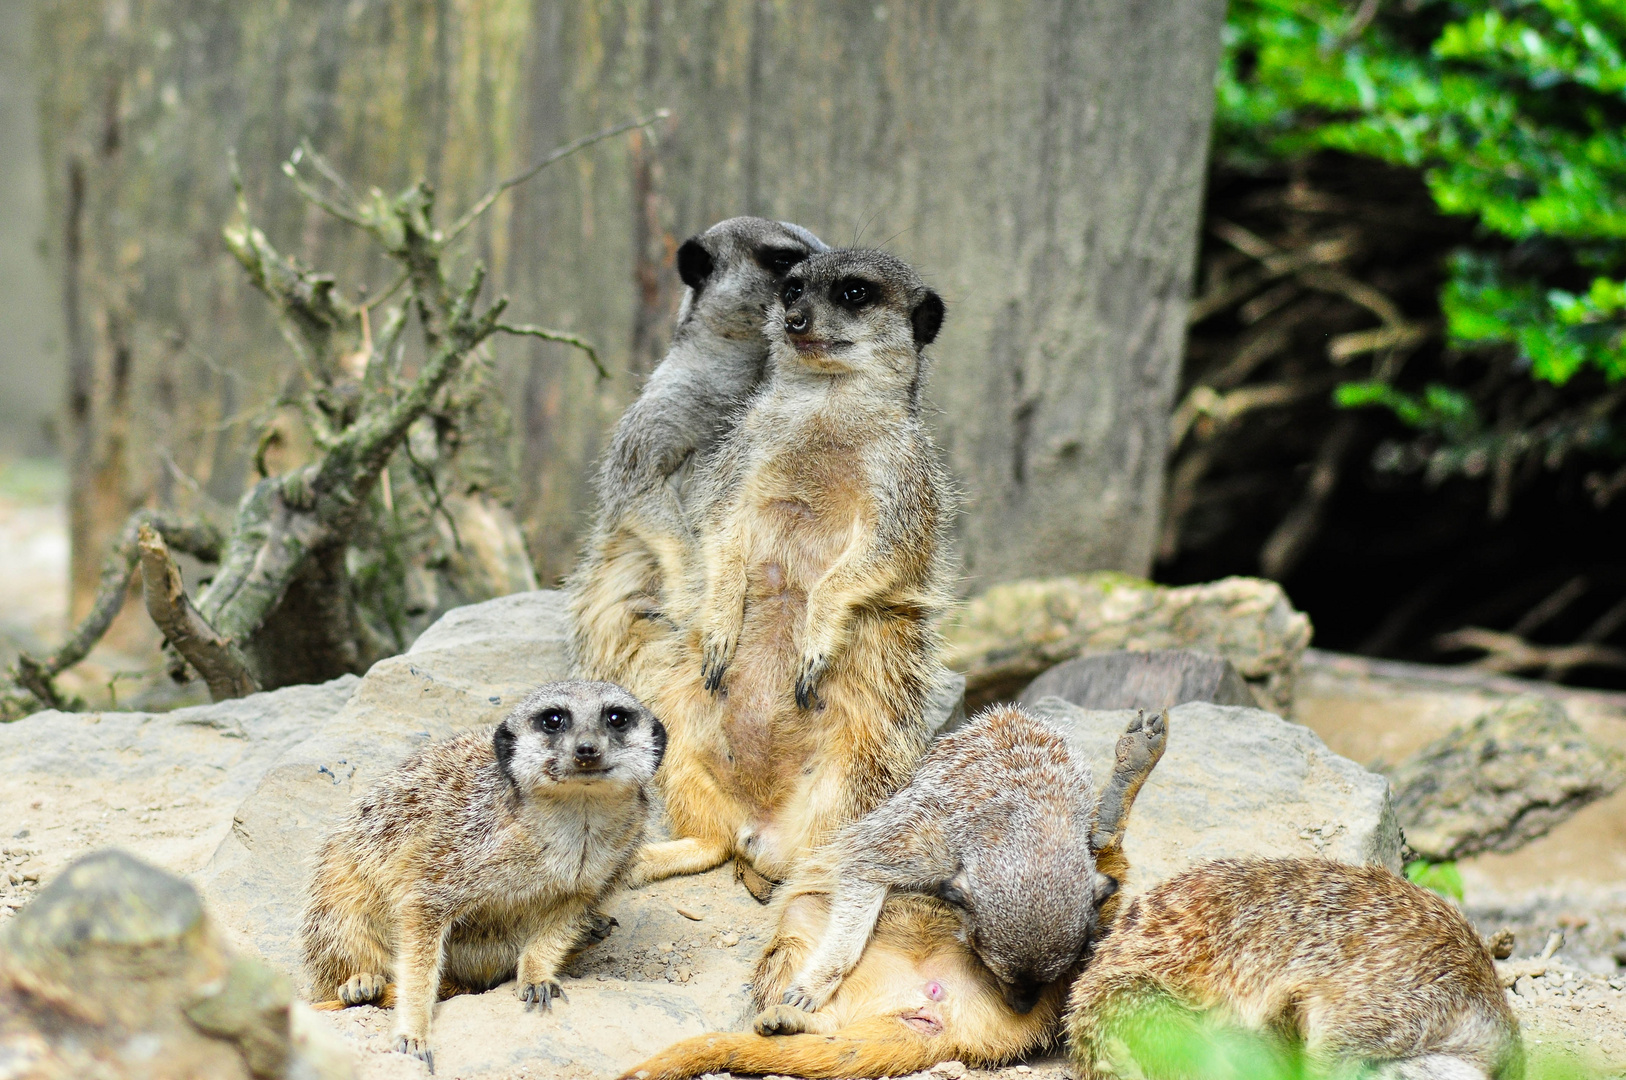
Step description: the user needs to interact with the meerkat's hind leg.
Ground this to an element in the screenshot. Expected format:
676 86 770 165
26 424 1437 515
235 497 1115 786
1090 709 1168 851
735 858 780 903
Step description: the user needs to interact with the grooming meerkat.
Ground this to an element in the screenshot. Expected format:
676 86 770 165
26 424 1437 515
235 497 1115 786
633 247 956 894
622 710 1168 1080
1064 858 1523 1080
301 681 666 1069
569 217 828 701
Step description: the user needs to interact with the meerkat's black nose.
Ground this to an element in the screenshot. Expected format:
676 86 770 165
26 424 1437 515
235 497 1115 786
574 742 602 765
785 308 810 335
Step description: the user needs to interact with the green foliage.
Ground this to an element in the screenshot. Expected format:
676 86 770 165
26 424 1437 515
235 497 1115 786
1220 0 1626 395
1404 857 1467 900
1096 993 1608 1079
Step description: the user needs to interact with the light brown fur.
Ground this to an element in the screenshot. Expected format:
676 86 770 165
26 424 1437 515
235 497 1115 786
622 711 1167 1080
300 681 665 1069
632 249 956 893
569 218 826 705
1064 858 1524 1080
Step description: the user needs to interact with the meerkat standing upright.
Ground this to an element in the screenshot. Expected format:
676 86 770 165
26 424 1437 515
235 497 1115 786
1063 858 1523 1080
621 710 1168 1080
569 217 827 701
301 681 666 1070
632 248 956 893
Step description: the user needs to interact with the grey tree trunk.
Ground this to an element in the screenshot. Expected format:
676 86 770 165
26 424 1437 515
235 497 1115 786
37 0 1224 602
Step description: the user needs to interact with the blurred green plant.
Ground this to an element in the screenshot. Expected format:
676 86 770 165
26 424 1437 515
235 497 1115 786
1095 992 1606 1079
1219 0 1626 487
1404 856 1467 900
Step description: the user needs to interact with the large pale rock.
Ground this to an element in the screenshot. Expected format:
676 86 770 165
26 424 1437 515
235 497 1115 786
0 675 358 891
1388 696 1626 862
1026 698 1402 888
944 573 1312 713
0 849 350 1079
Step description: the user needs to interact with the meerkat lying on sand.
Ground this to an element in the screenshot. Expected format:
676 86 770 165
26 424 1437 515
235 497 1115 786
622 709 1167 1080
569 217 827 702
1064 858 1523 1080
632 248 956 896
301 681 666 1070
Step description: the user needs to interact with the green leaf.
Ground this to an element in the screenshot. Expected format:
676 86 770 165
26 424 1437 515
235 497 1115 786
1405 858 1465 901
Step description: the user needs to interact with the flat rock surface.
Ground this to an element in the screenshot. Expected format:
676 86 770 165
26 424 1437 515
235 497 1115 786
1026 698 1403 884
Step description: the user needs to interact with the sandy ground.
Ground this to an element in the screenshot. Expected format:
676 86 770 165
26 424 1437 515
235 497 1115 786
3 483 1625 1077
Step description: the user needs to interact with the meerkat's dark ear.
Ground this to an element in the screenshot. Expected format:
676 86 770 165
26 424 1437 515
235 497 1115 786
934 869 971 908
648 714 668 771
1094 872 1119 903
677 238 714 290
493 722 518 786
911 291 946 346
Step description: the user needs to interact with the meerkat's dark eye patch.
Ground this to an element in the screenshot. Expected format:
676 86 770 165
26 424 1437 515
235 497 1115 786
781 279 804 306
534 708 570 733
756 246 807 276
831 277 876 311
603 706 633 730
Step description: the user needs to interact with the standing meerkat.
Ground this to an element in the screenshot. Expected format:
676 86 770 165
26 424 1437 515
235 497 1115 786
633 247 956 894
621 709 1168 1080
569 217 828 701
300 681 666 1070
1064 858 1523 1080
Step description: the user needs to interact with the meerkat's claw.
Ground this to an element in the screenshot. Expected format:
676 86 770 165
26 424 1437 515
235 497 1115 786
583 911 619 943
519 978 567 1011
393 1034 434 1072
701 652 729 692
780 986 821 1012
339 972 388 1006
755 1003 819 1035
794 654 827 710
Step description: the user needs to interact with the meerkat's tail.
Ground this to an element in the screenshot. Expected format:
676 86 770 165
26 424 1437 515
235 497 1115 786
619 1017 955 1080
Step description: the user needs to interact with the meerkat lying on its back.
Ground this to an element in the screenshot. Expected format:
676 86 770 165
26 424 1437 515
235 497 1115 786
635 248 956 892
769 705 1133 1019
569 217 827 700
1064 858 1523 1080
621 710 1168 1080
301 681 665 1070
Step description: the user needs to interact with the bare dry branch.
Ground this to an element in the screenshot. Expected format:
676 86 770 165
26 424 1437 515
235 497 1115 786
137 525 258 701
1435 626 1626 678
1327 323 1430 363
496 322 606 379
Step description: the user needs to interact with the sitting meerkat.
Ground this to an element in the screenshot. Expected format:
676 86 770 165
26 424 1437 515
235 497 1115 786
621 710 1168 1080
1064 858 1523 1080
300 681 666 1070
569 217 827 702
634 248 956 894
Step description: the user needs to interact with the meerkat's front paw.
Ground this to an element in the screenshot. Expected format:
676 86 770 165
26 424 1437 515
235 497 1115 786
518 978 567 1011
755 1003 819 1036
580 910 619 944
339 972 388 1005
392 1032 434 1071
780 982 827 1013
700 627 737 692
793 652 828 710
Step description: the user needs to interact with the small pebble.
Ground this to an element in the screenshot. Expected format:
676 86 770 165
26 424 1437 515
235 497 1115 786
720 932 740 947
1015 1068 1031 1074
675 906 704 921
931 1061 967 1079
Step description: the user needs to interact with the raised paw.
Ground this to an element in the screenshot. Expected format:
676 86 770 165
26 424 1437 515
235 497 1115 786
582 910 619 944
340 972 388 1006
518 978 567 1011
793 653 827 710
1116 708 1168 772
734 858 779 904
393 1033 434 1072
755 1003 819 1036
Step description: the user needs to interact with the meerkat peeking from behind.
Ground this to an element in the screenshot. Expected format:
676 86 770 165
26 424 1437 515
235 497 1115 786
621 710 1168 1080
301 681 666 1071
1064 858 1523 1080
633 248 957 896
569 217 827 702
